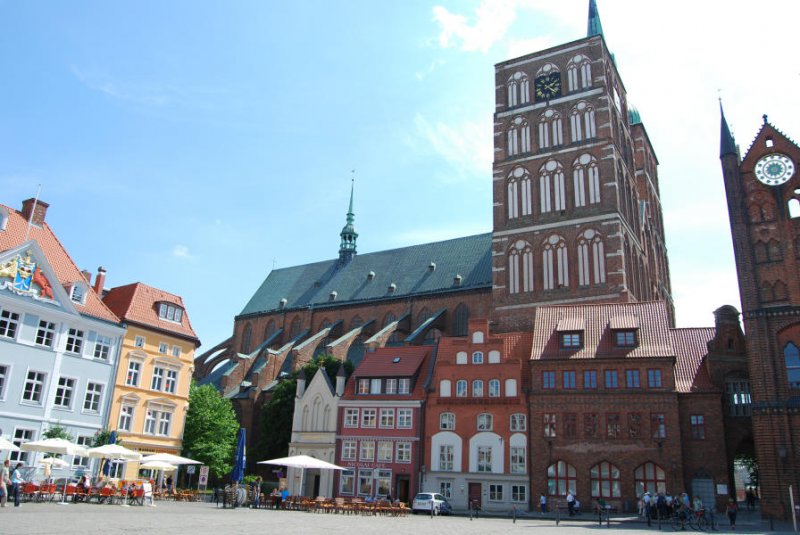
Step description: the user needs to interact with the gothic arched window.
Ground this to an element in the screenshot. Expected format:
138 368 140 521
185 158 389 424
570 101 596 142
567 54 592 91
538 109 563 149
547 460 577 496
508 240 534 294
784 342 800 389
573 154 601 207
539 160 566 213
452 303 469 336
507 166 532 219
507 72 530 107
542 234 568 290
507 116 531 157
241 322 252 354
577 229 606 286
590 461 621 498
289 316 302 338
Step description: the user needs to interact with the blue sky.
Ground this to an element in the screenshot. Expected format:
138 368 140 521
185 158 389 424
2 0 799 350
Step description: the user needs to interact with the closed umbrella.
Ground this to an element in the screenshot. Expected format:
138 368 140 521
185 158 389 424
101 430 117 477
230 428 246 484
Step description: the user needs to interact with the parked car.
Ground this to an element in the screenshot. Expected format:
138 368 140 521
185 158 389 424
411 492 452 515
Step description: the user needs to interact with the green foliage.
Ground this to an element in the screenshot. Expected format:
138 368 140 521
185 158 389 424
257 355 353 461
182 383 239 479
90 429 122 447
736 454 759 487
43 423 73 441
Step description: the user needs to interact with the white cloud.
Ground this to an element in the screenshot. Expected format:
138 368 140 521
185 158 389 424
172 245 192 259
432 0 519 53
413 113 492 181
415 59 445 81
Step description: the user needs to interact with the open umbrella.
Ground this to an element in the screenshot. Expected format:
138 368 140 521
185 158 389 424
139 453 201 465
257 455 346 497
0 437 20 452
39 456 70 468
230 428 246 483
87 443 141 461
139 461 177 471
20 438 89 505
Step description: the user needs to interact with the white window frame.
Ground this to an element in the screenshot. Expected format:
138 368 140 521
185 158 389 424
93 335 112 360
344 408 359 428
398 378 410 394
456 380 467 397
158 342 168 354
489 483 504 501
65 328 84 354
134 335 145 348
126 360 142 387
477 446 492 472
385 378 397 394
510 413 527 432
339 470 355 495
21 370 47 404
158 302 183 323
0 309 20 339
377 441 393 462
164 369 178 394
396 442 411 463
397 408 412 429
341 441 356 461
510 446 526 474
440 412 455 430
361 408 376 428
171 345 181 358
9 428 34 464
118 403 135 432
472 351 484 364
379 408 395 429
151 367 165 391
35 319 55 348
488 379 501 397
439 444 454 471
359 441 375 461
54 376 77 410
477 413 493 431
83 382 103 413
0 364 8 400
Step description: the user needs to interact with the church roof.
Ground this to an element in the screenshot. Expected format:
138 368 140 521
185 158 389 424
239 232 492 316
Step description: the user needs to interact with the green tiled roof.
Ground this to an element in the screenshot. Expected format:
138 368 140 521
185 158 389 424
239 233 492 316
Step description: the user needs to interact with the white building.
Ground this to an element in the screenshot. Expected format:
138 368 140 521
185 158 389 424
0 199 123 474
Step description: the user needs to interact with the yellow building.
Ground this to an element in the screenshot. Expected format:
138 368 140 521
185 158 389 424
102 282 200 478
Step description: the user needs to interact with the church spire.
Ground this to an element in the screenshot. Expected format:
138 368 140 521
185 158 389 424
587 0 604 38
338 177 358 264
719 100 737 158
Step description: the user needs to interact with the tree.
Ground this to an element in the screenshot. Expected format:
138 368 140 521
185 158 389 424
258 355 353 462
182 383 239 479
42 423 73 441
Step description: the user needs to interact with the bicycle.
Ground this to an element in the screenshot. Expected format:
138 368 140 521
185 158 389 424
690 508 712 531
671 510 690 531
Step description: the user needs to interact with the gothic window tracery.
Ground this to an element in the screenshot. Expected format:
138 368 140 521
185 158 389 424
538 109 563 149
573 154 600 207
570 101 596 142
539 160 566 213
577 229 606 286
507 116 531 157
453 303 469 336
507 166 532 219
542 234 568 290
507 71 530 107
508 240 534 295
567 54 592 91
784 342 800 389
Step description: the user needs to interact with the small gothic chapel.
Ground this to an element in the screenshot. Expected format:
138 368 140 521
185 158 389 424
720 110 800 520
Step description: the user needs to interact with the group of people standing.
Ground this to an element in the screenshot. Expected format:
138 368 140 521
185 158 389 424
0 460 25 507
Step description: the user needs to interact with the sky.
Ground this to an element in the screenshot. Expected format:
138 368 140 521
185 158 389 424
1 0 799 351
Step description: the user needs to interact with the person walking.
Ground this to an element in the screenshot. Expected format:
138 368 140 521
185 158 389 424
726 498 738 530
566 490 575 516
0 459 9 507
10 463 24 507
540 493 547 514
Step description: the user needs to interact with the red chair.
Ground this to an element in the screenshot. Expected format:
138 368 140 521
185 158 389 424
21 483 39 502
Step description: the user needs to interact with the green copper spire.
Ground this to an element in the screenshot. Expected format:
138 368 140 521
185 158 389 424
587 0 604 38
339 177 358 264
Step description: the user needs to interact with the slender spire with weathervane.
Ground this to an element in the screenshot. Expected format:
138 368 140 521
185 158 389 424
719 100 737 158
587 0 604 38
338 174 358 265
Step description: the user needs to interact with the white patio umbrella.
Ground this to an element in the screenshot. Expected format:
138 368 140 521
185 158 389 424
139 460 177 471
20 438 89 505
257 455 346 497
87 444 142 461
139 453 200 465
0 437 19 452
39 456 70 482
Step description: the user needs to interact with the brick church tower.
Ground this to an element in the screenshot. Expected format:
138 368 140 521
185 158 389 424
720 109 800 520
490 0 673 331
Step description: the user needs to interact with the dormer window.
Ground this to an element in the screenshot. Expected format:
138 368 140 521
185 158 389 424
158 302 183 323
69 283 87 304
560 332 582 349
0 207 8 231
614 330 637 347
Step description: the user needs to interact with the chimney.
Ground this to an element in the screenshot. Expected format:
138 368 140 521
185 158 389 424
93 266 107 294
21 198 50 227
81 270 92 282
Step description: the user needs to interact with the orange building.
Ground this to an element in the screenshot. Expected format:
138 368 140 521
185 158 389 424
103 283 200 478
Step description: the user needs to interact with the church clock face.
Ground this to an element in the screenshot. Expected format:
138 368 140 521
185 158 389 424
754 153 795 186
534 73 561 100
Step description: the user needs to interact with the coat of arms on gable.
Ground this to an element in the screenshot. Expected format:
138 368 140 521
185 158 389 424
0 249 55 302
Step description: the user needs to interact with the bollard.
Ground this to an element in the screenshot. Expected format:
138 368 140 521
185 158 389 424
430 503 434 518
556 506 561 526
513 505 517 524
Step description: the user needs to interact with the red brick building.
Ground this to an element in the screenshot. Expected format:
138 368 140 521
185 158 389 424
720 111 800 519
423 319 532 511
335 346 432 503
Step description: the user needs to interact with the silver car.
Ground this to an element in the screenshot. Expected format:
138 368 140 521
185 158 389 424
411 492 451 515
